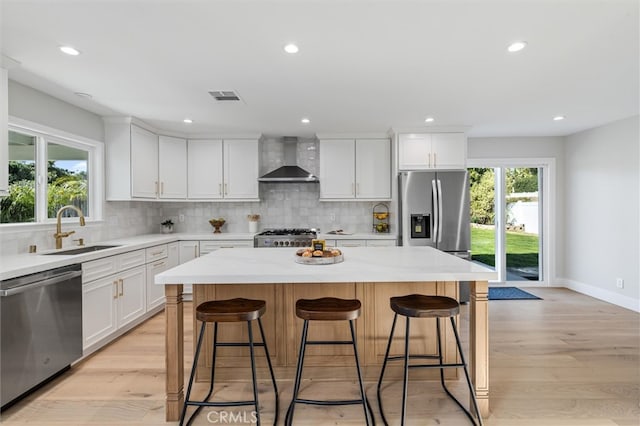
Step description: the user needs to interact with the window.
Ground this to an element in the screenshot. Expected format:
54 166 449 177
1 123 102 225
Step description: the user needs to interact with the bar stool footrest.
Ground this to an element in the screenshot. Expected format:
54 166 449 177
186 400 256 408
294 398 366 406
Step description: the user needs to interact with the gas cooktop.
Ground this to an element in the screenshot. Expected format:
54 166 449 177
254 228 317 247
257 228 316 236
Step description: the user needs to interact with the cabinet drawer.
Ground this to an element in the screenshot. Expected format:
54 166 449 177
335 240 366 248
118 249 146 271
366 239 397 247
199 240 253 254
145 244 168 263
83 257 118 283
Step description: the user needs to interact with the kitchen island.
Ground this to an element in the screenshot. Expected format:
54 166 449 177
155 246 496 421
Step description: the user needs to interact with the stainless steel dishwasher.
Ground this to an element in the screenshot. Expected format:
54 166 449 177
1 264 83 409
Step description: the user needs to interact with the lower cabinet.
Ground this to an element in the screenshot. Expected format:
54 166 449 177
146 242 179 310
82 265 146 349
179 241 199 296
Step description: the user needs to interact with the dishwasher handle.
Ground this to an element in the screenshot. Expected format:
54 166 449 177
0 270 82 297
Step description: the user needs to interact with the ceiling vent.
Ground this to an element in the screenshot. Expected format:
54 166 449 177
208 90 241 101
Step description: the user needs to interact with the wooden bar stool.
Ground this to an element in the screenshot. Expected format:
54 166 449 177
285 297 374 425
180 298 279 426
376 294 483 426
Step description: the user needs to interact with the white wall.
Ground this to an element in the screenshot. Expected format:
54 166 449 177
563 115 639 311
8 80 104 141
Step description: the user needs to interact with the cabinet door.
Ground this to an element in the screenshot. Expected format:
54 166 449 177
131 125 159 198
398 134 431 170
188 139 223 199
224 139 259 199
167 242 180 268
158 136 187 199
335 239 366 247
82 277 118 349
146 259 169 311
365 239 397 247
355 139 391 199
0 69 8 196
319 139 356 199
430 133 467 169
117 266 146 329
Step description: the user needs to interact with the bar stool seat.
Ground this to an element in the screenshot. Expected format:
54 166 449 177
180 298 278 426
377 294 483 426
285 297 373 425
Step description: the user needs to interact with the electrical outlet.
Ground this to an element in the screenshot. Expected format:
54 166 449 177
329 212 336 222
179 214 185 223
616 278 624 289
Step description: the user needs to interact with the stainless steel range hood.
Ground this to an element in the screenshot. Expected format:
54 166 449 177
258 137 319 183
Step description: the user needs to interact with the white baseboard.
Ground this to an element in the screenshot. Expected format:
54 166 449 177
558 278 640 312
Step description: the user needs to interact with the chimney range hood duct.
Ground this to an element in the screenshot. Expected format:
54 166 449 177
258 137 319 183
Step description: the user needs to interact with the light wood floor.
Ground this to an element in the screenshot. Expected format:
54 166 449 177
1 288 638 425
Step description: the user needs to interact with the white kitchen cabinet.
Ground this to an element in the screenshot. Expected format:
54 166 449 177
319 138 391 200
116 266 147 329
398 133 466 170
365 239 397 247
131 125 159 198
158 136 187 199
187 139 259 200
224 139 259 199
0 68 8 197
335 239 366 248
199 240 253 255
145 243 178 310
187 139 223 199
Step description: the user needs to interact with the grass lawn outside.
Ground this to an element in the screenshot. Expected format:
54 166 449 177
471 224 539 268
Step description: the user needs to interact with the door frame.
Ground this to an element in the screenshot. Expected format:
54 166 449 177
468 158 556 286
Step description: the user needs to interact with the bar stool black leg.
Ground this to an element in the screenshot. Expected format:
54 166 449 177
401 316 411 426
247 321 261 426
348 319 373 426
377 313 398 426
450 317 483 426
180 321 207 426
285 319 309 426
257 318 279 425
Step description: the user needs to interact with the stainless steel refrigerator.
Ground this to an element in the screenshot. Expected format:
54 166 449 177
398 170 471 301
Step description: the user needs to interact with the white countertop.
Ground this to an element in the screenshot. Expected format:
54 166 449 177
155 246 496 284
0 232 398 281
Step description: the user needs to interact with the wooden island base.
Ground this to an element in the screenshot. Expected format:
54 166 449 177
164 280 489 421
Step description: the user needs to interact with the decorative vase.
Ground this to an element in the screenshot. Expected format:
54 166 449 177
249 220 259 234
161 225 173 234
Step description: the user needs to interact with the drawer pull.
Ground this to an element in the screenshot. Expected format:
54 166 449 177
118 278 124 296
113 281 118 299
153 261 165 267
151 251 164 256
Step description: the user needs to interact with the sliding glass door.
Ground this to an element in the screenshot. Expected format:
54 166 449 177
469 162 549 284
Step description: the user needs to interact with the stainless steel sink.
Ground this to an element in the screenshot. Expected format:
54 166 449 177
43 245 121 255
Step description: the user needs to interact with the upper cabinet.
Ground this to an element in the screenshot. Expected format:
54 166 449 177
187 139 259 201
105 118 258 202
398 132 467 170
319 138 391 200
0 68 8 197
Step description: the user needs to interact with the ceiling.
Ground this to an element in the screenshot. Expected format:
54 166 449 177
1 0 638 138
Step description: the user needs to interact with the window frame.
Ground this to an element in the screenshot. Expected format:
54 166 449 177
3 116 104 227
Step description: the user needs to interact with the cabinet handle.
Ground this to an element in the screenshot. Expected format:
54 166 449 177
151 250 163 255
351 183 355 195
194 246 198 257
153 261 165 267
224 183 228 195
155 181 159 196
428 153 431 168
433 152 437 167
160 182 164 195
219 183 222 195
113 281 118 299
356 183 360 195
118 278 124 297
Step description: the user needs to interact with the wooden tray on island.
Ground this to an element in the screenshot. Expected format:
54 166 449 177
295 248 344 265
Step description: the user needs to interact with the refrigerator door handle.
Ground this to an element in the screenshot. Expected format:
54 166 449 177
437 179 443 243
432 179 439 243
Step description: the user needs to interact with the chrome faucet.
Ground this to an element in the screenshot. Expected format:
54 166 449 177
54 205 86 249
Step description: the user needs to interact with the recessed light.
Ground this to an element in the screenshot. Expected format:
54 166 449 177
284 43 299 54
183 118 193 124
60 46 80 56
553 115 565 121
74 92 92 99
507 41 527 53
425 117 435 123
301 118 310 124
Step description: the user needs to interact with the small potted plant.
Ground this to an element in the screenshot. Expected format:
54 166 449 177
247 214 260 233
161 219 174 234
